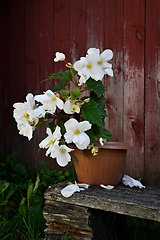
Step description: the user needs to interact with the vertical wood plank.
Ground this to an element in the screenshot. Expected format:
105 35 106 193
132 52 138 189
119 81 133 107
85 0 105 50
123 0 145 178
104 0 124 141
39 0 54 91
145 0 160 184
0 0 26 161
69 0 86 60
25 0 40 93
53 0 70 73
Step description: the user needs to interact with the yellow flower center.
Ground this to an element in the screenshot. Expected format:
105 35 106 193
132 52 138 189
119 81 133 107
48 140 55 145
87 63 92 69
23 112 29 119
60 148 66 153
74 129 80 135
98 59 103 65
52 96 56 101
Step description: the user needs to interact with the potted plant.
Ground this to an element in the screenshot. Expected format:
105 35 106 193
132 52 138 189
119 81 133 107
13 48 130 186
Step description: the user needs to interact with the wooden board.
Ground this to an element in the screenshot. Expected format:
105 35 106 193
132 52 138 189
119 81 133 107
44 182 160 222
0 0 160 184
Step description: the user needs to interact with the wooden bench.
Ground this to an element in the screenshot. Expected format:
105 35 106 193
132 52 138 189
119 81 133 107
43 182 160 240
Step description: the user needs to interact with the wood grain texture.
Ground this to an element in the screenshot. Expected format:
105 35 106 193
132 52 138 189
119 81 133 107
145 0 160 184
0 0 160 184
123 0 145 179
44 182 160 222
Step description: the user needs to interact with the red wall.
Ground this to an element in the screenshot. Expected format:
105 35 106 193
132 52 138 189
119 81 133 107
0 0 160 184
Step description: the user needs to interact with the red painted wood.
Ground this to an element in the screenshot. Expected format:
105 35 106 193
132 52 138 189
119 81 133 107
145 0 160 184
104 0 124 141
53 0 70 73
70 0 86 60
86 0 105 50
0 0 160 184
123 0 145 179
39 0 54 92
0 0 26 161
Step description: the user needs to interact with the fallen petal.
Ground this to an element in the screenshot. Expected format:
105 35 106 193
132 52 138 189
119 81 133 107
61 184 80 197
100 184 114 190
77 183 90 189
122 174 145 189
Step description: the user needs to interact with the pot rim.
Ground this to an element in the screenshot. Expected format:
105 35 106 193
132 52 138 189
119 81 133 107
96 141 131 150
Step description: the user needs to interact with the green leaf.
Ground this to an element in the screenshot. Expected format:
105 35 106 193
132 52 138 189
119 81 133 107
5 187 16 200
81 99 103 126
90 91 107 118
85 78 105 96
87 125 113 142
18 197 27 217
71 88 81 100
50 79 68 92
60 90 70 99
33 174 40 192
0 181 9 195
48 70 73 81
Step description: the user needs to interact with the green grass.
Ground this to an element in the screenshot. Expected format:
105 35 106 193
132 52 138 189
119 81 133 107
1 155 160 240
0 155 75 240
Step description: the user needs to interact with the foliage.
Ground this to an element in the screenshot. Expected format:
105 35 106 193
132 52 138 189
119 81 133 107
128 216 160 240
0 155 75 240
13 48 114 168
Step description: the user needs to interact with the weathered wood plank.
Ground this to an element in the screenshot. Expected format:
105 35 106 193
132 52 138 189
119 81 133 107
145 0 160 184
70 0 86 60
44 198 92 239
123 0 145 179
44 182 160 222
104 0 124 141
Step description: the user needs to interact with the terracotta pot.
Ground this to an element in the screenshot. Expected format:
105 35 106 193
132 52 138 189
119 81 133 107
73 142 130 186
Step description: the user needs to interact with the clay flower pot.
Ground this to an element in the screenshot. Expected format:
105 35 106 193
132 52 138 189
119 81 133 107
74 142 130 186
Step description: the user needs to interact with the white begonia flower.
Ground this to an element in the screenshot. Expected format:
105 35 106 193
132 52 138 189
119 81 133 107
13 93 45 127
63 100 80 114
74 52 105 84
17 119 35 140
54 52 65 62
64 118 91 150
78 74 89 86
39 126 61 157
35 90 64 114
25 93 35 109
24 93 46 118
87 48 114 77
13 93 35 122
99 49 114 77
51 144 73 167
13 93 43 140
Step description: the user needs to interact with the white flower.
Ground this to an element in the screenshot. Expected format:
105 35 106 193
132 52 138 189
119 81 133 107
74 52 104 84
13 96 39 141
87 48 114 77
54 52 65 62
17 119 35 140
63 100 80 114
13 93 46 140
98 49 114 77
51 144 73 167
35 90 64 113
64 118 91 150
25 93 35 109
78 74 89 86
39 126 61 157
